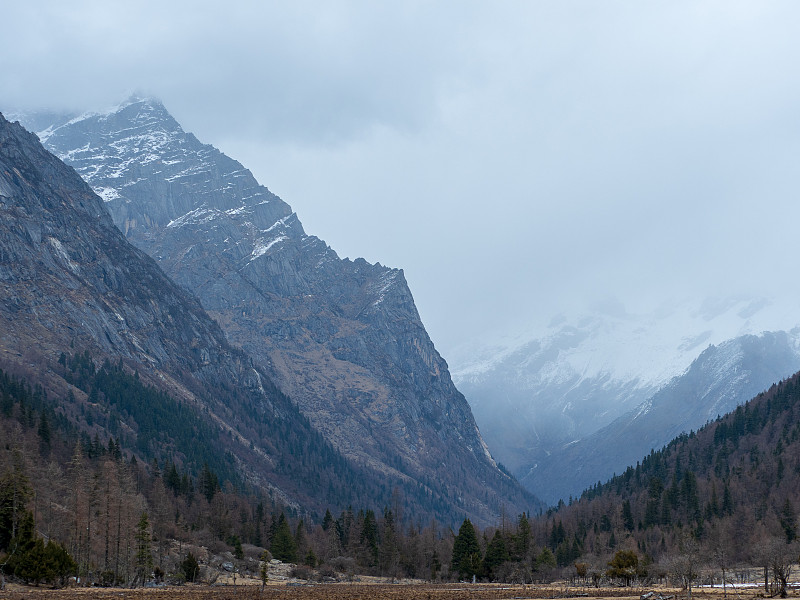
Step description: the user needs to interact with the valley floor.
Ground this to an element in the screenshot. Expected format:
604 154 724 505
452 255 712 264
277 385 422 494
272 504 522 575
0 584 757 600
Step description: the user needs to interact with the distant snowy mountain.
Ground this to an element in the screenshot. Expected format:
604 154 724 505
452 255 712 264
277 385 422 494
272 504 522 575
528 329 800 504
451 297 800 503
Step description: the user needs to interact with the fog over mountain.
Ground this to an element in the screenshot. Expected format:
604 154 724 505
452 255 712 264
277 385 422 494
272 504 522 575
452 296 800 503
3 2 800 357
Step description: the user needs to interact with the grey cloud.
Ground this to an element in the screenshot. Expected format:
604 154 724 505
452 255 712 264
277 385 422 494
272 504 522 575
3 1 800 355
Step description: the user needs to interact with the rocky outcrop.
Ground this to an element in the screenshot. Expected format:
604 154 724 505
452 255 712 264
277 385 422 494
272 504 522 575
19 98 539 523
0 113 249 375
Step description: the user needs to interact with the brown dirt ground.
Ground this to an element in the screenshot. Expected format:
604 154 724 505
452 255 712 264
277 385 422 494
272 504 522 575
0 583 770 600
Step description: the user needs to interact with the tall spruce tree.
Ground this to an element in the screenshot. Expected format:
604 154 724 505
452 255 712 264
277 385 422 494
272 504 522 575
451 518 482 579
270 513 297 563
483 530 509 580
134 512 153 586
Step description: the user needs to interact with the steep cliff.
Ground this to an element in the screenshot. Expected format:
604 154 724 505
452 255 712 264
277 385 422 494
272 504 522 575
0 111 417 515
18 98 538 522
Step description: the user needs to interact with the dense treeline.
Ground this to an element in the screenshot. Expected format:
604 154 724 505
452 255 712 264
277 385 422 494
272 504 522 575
0 373 455 586
4 358 800 589
54 351 381 509
0 359 556 586
0 357 473 586
58 351 237 487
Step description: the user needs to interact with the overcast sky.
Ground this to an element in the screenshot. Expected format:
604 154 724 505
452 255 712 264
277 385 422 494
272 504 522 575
3 1 800 356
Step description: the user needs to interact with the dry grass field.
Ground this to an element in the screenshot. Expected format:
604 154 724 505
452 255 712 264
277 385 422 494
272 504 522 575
0 583 769 600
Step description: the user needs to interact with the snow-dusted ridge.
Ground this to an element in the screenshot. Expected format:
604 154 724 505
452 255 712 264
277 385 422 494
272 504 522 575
250 235 287 261
451 294 800 501
452 295 800 392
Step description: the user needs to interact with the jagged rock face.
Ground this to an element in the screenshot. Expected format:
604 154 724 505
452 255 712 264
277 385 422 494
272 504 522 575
23 98 536 522
3 109 489 519
0 111 305 503
0 111 232 373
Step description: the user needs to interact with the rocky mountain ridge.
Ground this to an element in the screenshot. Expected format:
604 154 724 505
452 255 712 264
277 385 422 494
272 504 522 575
0 110 378 512
14 97 538 521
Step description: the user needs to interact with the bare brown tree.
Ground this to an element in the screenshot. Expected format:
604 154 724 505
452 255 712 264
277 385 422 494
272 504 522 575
667 535 702 599
758 537 798 598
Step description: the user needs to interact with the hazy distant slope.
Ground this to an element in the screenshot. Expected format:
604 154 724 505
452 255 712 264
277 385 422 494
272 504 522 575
536 366 800 569
452 300 800 503
527 331 800 503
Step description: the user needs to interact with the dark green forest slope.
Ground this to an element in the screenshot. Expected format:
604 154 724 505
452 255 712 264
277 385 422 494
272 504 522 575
527 371 800 587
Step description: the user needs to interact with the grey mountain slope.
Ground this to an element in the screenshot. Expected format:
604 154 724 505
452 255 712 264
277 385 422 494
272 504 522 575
0 111 231 374
452 299 800 505
19 97 539 522
0 110 366 510
525 331 800 505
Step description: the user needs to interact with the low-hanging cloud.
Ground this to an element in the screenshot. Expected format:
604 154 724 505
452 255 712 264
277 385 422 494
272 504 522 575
3 0 800 355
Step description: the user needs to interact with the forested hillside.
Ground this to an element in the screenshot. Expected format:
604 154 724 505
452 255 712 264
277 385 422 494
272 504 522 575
5 359 800 588
524 370 800 592
0 363 454 586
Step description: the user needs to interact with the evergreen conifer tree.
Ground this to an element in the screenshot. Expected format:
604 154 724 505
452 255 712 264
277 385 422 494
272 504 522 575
181 552 199 582
451 518 482 579
483 530 509 580
270 513 297 562
134 512 153 586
